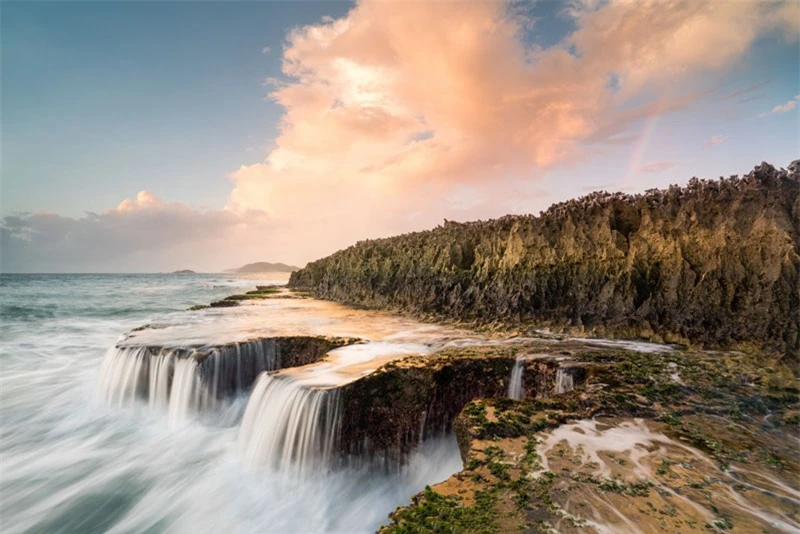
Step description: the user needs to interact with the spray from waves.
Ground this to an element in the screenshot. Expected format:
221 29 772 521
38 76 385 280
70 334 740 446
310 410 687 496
2 273 469 534
238 374 342 477
96 339 279 426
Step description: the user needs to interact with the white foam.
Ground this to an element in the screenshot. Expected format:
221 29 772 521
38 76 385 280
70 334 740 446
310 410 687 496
568 337 675 353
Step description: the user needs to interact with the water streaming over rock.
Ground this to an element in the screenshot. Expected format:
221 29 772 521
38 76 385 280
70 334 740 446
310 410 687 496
534 418 800 532
507 356 526 400
2 273 470 533
238 374 342 477
96 339 279 425
554 368 574 394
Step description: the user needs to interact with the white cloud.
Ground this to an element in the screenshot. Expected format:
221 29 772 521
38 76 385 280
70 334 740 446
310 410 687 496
228 0 799 254
704 134 726 148
1 193 280 273
6 1 799 272
772 95 799 113
759 94 800 117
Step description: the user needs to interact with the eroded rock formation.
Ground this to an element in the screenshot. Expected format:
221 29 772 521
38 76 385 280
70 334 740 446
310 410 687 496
336 345 591 465
291 163 800 359
381 347 800 533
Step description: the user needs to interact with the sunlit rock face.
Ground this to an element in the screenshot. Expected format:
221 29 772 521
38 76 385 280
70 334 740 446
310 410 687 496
290 163 800 358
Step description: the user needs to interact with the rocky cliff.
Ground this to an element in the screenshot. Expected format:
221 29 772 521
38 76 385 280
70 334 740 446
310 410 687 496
290 162 799 359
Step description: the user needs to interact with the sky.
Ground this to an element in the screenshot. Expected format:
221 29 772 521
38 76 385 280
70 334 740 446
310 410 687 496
2 0 798 273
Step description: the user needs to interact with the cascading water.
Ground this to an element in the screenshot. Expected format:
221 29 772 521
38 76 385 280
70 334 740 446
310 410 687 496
507 356 526 400
554 368 574 394
167 358 200 427
508 356 577 399
149 351 175 411
238 374 342 478
96 338 279 426
2 273 470 533
96 346 150 408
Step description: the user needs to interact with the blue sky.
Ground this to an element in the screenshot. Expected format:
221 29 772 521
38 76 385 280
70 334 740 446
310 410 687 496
2 1 351 216
1 0 798 272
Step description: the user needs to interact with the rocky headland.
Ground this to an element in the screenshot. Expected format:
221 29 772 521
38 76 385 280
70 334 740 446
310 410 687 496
284 162 799 532
100 163 799 532
290 162 799 361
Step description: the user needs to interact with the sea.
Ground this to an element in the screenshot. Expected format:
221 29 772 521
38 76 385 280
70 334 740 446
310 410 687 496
0 273 461 534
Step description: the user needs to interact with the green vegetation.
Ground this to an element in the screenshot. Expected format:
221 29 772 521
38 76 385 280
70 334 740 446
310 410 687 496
378 342 798 532
384 487 500 534
190 285 283 309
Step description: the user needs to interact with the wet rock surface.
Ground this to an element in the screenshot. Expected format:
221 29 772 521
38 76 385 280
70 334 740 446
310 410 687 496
380 347 799 533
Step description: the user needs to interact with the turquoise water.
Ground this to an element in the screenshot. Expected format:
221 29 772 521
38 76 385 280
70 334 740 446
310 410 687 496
0 274 461 533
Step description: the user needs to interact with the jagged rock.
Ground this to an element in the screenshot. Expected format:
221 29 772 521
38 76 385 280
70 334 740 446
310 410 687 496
336 345 585 464
291 163 800 360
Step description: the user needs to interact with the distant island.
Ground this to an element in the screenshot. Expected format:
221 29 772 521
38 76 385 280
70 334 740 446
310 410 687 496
227 262 300 273
172 269 196 274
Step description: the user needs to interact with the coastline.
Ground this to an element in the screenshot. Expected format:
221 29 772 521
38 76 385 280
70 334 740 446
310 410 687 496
101 280 799 532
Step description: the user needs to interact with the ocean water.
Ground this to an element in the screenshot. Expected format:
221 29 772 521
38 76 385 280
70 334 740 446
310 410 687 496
0 274 461 534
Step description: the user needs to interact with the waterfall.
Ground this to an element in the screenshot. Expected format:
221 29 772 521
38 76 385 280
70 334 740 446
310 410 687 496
507 356 576 399
507 357 526 400
96 339 279 424
149 352 175 411
238 374 342 478
555 368 574 394
97 346 150 408
168 358 200 427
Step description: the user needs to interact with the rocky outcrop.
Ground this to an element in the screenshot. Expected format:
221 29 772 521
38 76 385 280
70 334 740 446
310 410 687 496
290 163 800 359
381 346 800 533
336 346 588 465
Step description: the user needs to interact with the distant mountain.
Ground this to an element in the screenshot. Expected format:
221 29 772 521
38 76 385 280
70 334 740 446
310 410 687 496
228 262 300 273
172 269 196 274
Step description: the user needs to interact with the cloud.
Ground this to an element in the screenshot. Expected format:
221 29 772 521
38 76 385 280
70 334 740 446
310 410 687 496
261 46 272 55
704 135 726 148
721 81 769 102
635 160 678 174
115 190 162 212
227 0 798 259
759 94 800 117
1 192 279 273
771 95 799 113
7 1 799 272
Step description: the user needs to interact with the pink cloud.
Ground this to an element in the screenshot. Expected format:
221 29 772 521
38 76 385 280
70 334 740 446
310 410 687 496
771 95 799 114
12 1 798 272
115 190 162 213
759 94 800 117
225 0 798 261
3 194 278 272
704 135 726 148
